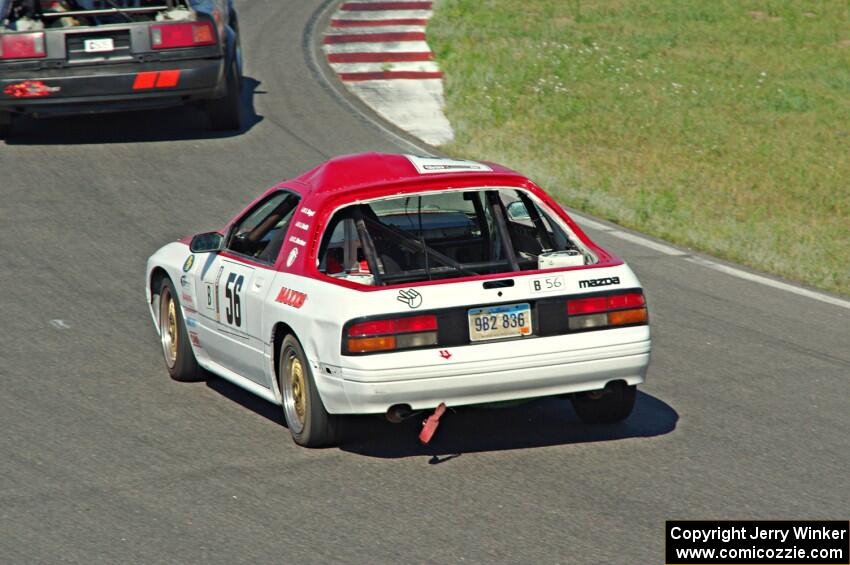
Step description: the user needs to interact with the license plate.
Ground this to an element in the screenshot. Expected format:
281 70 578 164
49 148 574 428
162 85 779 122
84 38 114 53
468 303 532 342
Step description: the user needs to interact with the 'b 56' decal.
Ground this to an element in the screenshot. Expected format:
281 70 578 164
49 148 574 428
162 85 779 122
276 287 307 309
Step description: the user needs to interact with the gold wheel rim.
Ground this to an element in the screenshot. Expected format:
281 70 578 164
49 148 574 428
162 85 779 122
289 356 306 425
161 291 178 368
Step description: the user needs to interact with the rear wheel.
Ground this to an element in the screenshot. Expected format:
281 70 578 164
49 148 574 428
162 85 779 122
279 335 338 447
571 383 636 424
206 58 242 131
158 278 205 382
0 113 13 139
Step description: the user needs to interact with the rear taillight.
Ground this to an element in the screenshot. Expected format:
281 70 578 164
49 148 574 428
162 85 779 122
0 32 46 60
346 314 438 353
150 21 216 49
567 292 647 330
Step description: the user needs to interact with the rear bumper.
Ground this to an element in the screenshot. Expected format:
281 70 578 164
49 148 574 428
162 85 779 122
317 331 652 414
0 58 224 116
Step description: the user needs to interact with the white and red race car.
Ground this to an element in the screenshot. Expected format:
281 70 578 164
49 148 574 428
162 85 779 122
146 154 651 446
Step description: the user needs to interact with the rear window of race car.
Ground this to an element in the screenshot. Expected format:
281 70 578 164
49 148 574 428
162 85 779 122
317 188 598 286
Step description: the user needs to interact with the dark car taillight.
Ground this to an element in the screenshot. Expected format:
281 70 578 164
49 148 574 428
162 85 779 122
346 314 438 354
150 21 216 49
567 292 647 330
0 32 46 60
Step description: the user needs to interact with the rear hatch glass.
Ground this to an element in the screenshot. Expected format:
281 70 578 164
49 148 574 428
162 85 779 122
318 188 597 286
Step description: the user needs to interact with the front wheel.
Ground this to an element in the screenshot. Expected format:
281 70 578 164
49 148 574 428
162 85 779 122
570 383 636 424
279 335 338 447
158 278 205 382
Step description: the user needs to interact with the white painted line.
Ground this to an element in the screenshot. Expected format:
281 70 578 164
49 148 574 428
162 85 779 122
684 256 850 310
570 211 686 255
572 210 850 307
607 230 688 256
330 61 441 73
49 319 71 329
342 0 428 3
326 25 426 34
573 212 849 307
568 211 614 232
335 10 433 20
344 79 454 145
323 40 431 54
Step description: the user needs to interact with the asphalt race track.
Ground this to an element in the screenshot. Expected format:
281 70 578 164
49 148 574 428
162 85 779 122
1 1 848 563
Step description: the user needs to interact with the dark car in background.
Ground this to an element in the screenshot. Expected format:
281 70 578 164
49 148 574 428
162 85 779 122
0 0 241 137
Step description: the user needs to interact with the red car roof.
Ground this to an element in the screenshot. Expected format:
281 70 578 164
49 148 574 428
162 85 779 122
283 152 526 195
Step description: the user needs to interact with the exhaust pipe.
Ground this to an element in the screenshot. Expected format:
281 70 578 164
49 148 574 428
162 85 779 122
386 404 417 423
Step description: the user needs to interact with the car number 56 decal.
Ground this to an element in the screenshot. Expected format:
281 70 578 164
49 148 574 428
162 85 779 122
224 273 244 327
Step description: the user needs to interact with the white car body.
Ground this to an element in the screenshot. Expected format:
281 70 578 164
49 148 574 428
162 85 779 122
146 154 651 417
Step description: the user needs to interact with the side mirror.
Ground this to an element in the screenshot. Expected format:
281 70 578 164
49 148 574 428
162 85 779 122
189 232 224 253
506 201 530 220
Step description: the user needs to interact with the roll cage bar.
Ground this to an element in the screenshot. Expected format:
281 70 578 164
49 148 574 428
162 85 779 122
321 189 571 286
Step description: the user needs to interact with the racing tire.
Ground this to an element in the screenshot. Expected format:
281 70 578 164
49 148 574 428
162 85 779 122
206 58 242 131
570 383 636 424
158 278 206 382
278 335 339 447
0 113 12 139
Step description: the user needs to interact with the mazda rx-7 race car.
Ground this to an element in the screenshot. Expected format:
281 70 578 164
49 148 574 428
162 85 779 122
0 0 241 137
145 154 652 447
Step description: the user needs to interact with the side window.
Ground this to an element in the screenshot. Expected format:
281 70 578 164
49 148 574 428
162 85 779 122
227 192 300 263
318 216 362 276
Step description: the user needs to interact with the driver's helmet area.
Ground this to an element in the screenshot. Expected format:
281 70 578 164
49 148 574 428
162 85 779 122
228 191 301 263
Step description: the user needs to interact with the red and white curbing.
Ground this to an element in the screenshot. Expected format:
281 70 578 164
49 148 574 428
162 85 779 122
323 0 454 145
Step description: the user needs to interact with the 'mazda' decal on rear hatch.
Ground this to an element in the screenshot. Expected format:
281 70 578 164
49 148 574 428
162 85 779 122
578 276 620 289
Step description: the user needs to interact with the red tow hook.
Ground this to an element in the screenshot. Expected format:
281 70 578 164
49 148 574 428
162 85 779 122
419 402 447 445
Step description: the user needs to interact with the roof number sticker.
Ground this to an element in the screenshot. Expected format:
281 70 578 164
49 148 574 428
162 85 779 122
405 155 493 175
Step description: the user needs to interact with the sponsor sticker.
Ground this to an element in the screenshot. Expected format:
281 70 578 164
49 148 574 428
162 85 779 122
203 283 216 312
189 331 201 347
529 275 565 294
300 207 316 217
286 247 299 267
397 289 423 309
405 155 493 175
185 317 198 328
182 255 195 272
439 349 452 360
295 221 310 231
288 236 307 247
3 80 61 98
578 276 620 289
275 287 307 309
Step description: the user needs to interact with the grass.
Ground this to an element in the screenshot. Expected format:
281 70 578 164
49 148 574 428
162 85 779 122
428 0 850 295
